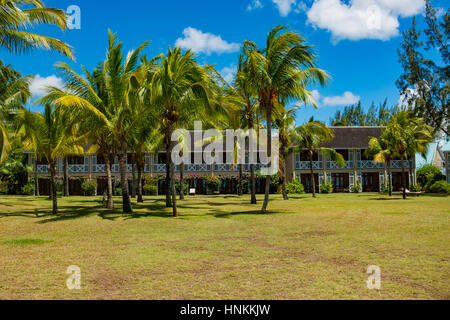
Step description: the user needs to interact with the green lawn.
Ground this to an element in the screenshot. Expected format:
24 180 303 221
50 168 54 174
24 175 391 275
0 193 449 300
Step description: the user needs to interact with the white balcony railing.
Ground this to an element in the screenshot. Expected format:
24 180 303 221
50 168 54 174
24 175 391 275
68 164 89 173
327 161 354 170
184 164 211 172
215 164 235 172
153 164 166 173
93 164 106 173
390 160 412 169
296 161 323 170
36 165 49 173
357 161 385 169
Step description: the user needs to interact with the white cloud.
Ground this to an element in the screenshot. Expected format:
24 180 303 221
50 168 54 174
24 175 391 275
305 0 425 42
310 89 321 104
322 91 361 106
247 0 263 11
272 0 297 16
175 27 240 55
29 75 64 97
220 65 237 84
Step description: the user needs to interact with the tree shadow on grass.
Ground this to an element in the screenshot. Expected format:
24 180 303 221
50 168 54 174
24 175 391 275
213 209 283 219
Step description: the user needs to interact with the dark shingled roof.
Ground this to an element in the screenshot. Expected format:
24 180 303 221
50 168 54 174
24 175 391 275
322 127 384 149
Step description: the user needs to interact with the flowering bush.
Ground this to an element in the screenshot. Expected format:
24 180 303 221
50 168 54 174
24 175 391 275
81 179 97 196
205 175 220 191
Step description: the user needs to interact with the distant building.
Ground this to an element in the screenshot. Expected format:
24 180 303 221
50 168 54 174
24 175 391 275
292 127 415 193
415 142 445 172
27 127 420 195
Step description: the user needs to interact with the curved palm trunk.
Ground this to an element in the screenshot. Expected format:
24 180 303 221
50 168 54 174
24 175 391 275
261 108 272 213
400 155 407 200
310 156 316 198
49 161 58 215
131 153 136 198
179 161 185 200
137 157 144 203
63 156 69 197
105 154 114 209
118 151 132 213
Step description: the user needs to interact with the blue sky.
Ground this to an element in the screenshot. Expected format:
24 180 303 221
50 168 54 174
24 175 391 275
2 0 447 124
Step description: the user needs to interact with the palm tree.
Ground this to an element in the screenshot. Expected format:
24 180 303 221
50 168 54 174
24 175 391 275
242 25 328 213
0 0 74 59
0 60 31 163
383 111 433 199
293 121 345 198
225 53 260 203
19 104 84 214
274 105 297 200
367 136 394 196
149 47 212 217
39 31 149 213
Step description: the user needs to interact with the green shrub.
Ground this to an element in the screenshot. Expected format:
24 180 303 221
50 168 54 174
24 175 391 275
417 165 445 190
55 179 63 194
319 182 333 194
286 180 305 194
427 181 450 194
381 183 393 194
176 182 189 195
115 187 122 196
411 184 422 192
143 184 158 195
81 179 97 196
351 181 362 193
21 183 35 195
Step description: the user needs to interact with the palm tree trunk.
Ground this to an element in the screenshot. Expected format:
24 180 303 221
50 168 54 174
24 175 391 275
248 117 257 205
310 157 316 198
387 160 392 197
179 161 185 200
34 169 40 197
118 150 132 213
401 155 407 200
165 140 172 208
137 157 144 203
63 156 69 197
131 153 136 198
282 157 289 201
170 140 177 217
238 164 243 196
105 154 114 209
250 163 256 204
261 108 272 214
409 159 414 187
49 161 58 215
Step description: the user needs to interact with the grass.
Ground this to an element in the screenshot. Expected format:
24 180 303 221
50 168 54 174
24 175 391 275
0 193 448 300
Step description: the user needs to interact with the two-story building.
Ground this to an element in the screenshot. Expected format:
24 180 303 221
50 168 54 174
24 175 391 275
291 127 415 193
27 126 417 195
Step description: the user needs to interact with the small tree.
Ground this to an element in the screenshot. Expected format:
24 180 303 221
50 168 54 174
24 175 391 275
293 121 345 198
